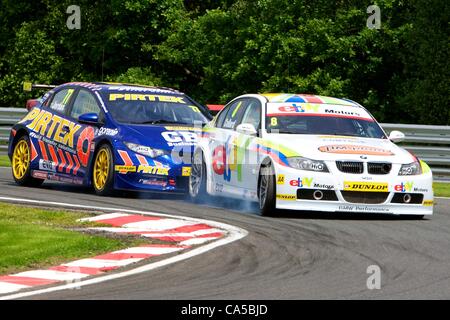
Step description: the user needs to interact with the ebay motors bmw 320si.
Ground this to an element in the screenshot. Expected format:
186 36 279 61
189 93 433 217
8 82 211 195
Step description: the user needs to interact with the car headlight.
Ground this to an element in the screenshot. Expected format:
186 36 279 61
398 161 422 176
287 157 329 172
124 142 166 158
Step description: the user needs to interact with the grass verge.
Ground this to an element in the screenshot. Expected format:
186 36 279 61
0 155 10 167
434 182 450 198
0 202 146 275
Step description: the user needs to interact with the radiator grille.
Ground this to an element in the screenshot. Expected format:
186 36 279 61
336 161 364 174
368 162 392 175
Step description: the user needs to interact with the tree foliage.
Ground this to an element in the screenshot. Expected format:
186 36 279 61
0 0 448 124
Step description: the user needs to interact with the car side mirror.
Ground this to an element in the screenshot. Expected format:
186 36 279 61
78 113 100 126
389 130 405 143
236 123 258 136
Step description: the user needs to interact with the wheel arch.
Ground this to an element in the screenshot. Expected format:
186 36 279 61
257 156 277 197
88 138 114 184
8 127 29 159
192 145 214 195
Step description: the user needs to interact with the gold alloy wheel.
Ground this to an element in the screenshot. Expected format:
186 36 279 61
93 148 110 191
12 139 30 180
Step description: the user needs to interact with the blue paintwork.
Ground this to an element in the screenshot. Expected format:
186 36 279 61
8 82 211 193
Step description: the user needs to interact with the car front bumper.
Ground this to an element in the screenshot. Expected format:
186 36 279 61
274 165 433 216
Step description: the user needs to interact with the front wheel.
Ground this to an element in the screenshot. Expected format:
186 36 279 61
189 151 207 203
258 163 276 216
11 135 44 187
92 144 114 196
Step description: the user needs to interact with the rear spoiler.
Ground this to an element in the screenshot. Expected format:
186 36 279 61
206 104 225 115
23 81 57 92
23 82 57 111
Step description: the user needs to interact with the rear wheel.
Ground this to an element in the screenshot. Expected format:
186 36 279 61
11 135 43 187
189 151 207 203
258 163 276 216
92 144 114 196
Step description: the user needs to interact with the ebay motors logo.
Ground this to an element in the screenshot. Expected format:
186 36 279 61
290 177 313 187
278 103 320 113
212 136 251 182
394 182 413 192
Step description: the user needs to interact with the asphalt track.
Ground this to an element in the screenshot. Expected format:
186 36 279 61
0 167 449 299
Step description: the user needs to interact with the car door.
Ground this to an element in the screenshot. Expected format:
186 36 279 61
209 98 247 196
233 98 262 199
67 89 102 179
28 87 77 178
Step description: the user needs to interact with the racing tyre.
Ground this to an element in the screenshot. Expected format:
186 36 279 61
258 163 276 216
11 135 44 187
189 151 207 203
92 144 115 196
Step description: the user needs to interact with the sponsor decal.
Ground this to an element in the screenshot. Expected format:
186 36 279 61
423 200 433 206
212 135 252 182
337 205 390 213
109 93 186 104
277 103 320 113
313 183 334 190
31 170 48 180
394 182 428 193
161 131 198 147
22 108 81 149
215 183 224 193
98 127 118 136
32 170 83 184
344 181 388 192
138 178 167 187
137 165 169 175
394 182 414 192
276 194 296 201
319 144 394 156
115 165 136 173
20 108 94 167
39 159 57 172
107 86 177 94
289 177 313 188
182 167 191 177
266 102 374 121
164 126 202 132
277 174 285 185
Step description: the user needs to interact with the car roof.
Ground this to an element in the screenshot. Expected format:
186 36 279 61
59 82 184 95
261 93 359 107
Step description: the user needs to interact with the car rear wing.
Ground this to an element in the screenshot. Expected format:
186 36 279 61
206 104 225 115
23 81 57 92
23 82 57 111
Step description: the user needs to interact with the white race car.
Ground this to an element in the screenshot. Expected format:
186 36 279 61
189 93 433 217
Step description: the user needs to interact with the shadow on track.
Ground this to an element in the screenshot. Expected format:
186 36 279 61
30 181 428 221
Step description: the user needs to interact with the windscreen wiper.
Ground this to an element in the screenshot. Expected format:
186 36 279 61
139 119 188 125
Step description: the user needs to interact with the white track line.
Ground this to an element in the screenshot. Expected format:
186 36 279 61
0 282 30 294
13 270 90 281
0 196 248 300
63 258 144 269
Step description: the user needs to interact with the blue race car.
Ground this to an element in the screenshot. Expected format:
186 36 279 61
8 82 212 195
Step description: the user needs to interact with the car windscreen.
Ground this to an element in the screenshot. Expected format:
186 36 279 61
266 103 386 138
102 91 210 125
